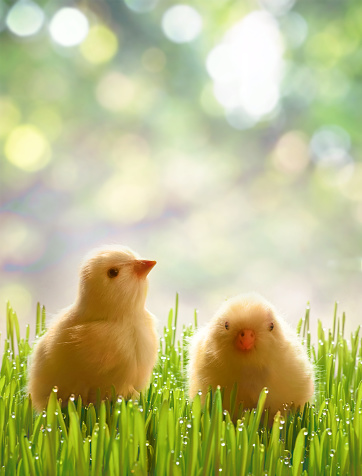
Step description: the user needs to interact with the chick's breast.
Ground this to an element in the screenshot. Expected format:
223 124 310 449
188 293 315 418
28 309 158 411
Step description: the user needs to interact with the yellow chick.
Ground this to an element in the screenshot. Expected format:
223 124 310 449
188 293 314 417
28 245 158 412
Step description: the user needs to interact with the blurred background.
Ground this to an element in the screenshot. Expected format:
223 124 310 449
1 0 362 342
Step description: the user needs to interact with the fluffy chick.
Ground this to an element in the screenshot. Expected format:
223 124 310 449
188 293 314 417
28 245 158 412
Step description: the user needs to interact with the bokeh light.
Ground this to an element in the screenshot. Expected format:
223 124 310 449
1 0 362 342
310 125 352 168
224 107 257 130
258 0 296 16
95 174 159 224
124 0 159 13
49 7 89 47
206 11 284 124
96 72 136 111
80 25 118 64
271 131 310 175
280 12 308 48
4 124 51 172
162 5 202 43
6 0 44 37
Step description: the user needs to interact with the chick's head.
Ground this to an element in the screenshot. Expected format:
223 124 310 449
209 293 280 367
77 245 156 315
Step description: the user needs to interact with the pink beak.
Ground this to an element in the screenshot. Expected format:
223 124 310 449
134 260 156 278
236 329 255 351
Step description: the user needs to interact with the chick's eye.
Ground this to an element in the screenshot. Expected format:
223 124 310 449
269 322 274 332
225 321 230 330
107 267 119 278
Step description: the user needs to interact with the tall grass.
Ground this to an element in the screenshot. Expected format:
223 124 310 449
0 298 361 475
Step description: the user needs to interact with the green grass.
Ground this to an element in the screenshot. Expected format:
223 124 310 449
1 297 361 475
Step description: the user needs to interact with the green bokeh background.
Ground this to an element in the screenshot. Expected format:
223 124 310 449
0 0 361 337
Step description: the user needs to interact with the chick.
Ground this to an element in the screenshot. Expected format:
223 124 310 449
28 245 158 412
188 293 314 418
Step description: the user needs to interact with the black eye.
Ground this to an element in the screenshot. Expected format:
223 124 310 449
225 321 230 330
107 267 119 278
269 322 274 331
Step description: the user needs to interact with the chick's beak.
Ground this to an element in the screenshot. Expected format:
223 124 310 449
134 260 157 278
236 329 255 352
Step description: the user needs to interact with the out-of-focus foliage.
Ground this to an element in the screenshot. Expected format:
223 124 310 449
0 0 361 331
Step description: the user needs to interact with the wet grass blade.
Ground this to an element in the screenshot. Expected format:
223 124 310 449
1 299 362 475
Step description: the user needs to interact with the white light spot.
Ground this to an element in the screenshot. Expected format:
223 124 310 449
162 5 202 44
49 8 89 47
213 82 240 109
239 82 279 117
206 44 237 83
6 0 44 37
206 11 284 124
124 0 159 13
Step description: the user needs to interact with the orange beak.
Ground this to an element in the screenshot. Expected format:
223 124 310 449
134 260 157 278
236 329 255 351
